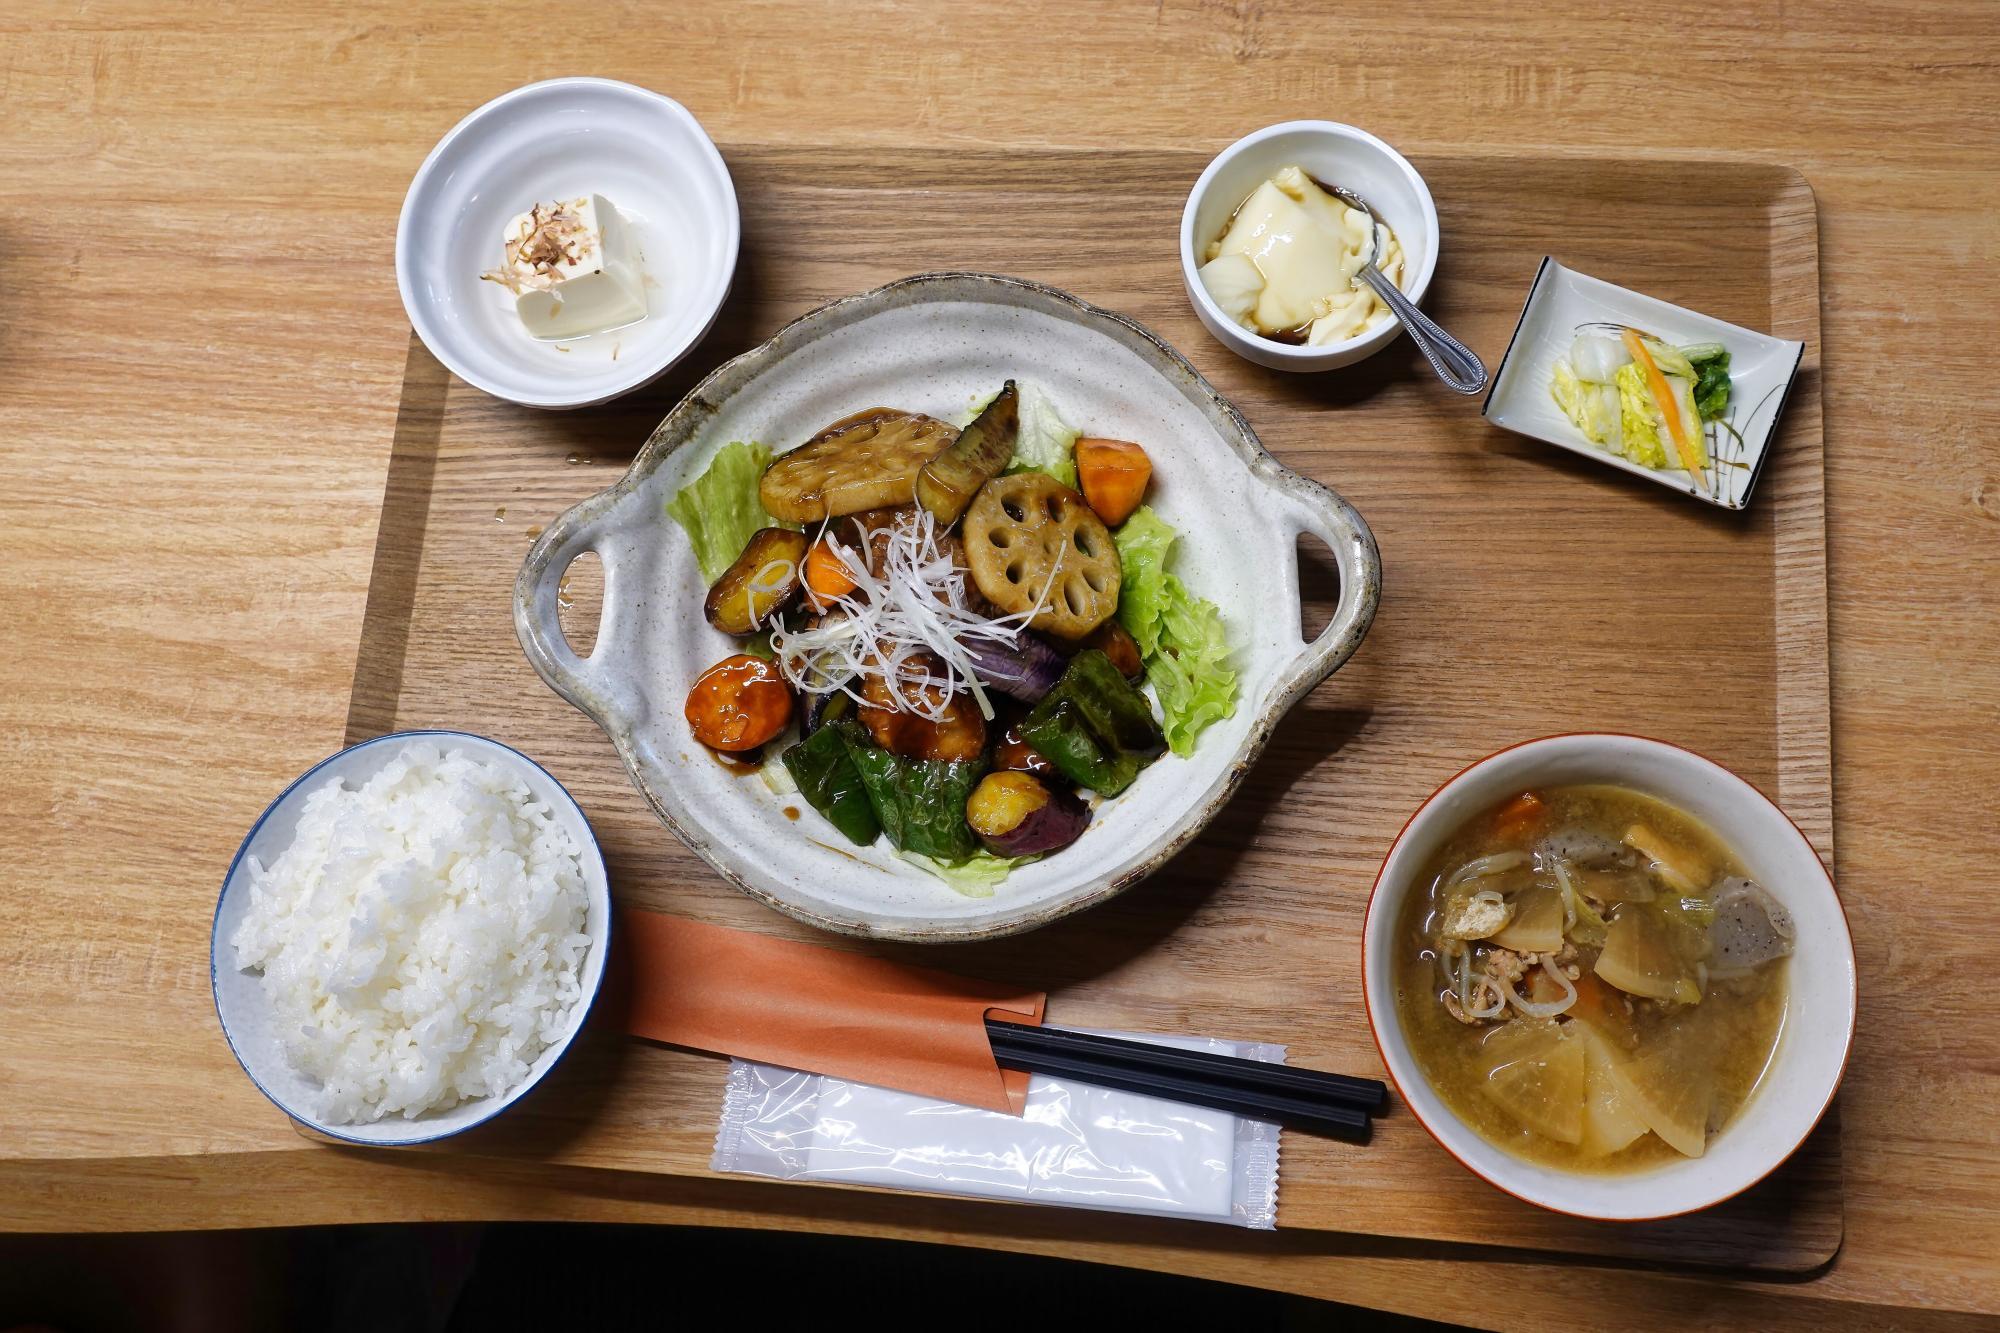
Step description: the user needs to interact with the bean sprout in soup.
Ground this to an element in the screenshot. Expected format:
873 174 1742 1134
1390 784 1793 1171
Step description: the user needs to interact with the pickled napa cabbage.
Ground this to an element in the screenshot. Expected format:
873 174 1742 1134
1549 329 1726 475
1551 362 1621 447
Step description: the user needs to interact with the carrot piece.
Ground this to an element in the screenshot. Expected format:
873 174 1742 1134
1492 790 1546 842
685 653 793 751
1074 437 1152 526
1620 329 1709 495
803 536 858 609
1566 973 1621 1037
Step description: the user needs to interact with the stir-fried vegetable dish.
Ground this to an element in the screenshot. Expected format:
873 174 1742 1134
1391 784 1793 1168
668 380 1238 894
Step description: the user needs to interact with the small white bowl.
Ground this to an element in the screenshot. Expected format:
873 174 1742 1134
1362 734 1855 1220
1180 121 1439 373
211 731 613 1145
396 77 740 409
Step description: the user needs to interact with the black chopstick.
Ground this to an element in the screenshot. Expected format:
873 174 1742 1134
986 1019 1388 1113
987 1041 1371 1142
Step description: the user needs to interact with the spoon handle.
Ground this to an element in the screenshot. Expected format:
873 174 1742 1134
1357 266 1489 396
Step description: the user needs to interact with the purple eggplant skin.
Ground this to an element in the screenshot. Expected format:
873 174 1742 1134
964 771 1090 857
962 633 1067 703
802 688 855 737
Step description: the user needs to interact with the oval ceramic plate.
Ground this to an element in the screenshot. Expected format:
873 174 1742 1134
515 273 1380 941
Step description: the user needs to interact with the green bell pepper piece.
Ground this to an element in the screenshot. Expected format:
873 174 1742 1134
1019 649 1167 796
839 729 988 862
781 719 881 847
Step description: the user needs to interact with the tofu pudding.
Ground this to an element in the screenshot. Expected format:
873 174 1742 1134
1196 165 1406 347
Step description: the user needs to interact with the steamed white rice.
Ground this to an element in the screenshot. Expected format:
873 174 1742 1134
232 742 591 1123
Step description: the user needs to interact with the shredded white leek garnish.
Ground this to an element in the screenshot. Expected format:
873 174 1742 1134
768 509 1055 722
744 558 799 628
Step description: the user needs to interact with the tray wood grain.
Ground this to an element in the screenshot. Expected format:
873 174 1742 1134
341 147 1835 1272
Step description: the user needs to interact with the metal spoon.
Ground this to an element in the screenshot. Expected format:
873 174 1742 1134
1328 183 1488 395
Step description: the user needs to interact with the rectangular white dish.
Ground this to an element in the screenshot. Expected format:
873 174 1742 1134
1483 257 1805 510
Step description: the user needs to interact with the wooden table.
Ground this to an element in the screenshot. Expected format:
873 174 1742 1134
3 2 1994 1326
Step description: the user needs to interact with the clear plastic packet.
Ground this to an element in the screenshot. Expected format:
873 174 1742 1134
710 1029 1283 1229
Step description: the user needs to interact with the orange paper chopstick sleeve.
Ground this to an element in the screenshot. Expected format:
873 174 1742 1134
609 910 1045 1114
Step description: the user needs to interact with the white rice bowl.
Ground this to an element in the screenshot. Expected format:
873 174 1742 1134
229 741 594 1124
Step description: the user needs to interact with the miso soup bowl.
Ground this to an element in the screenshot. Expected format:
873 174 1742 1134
1361 734 1856 1220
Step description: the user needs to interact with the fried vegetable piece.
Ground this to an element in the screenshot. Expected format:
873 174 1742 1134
1018 649 1165 796
801 686 853 736
782 718 880 846
859 670 987 763
1074 437 1152 526
685 653 793 751
966 771 1089 857
962 472 1122 639
802 535 858 609
917 381 1019 525
992 723 1059 778
840 730 988 862
759 409 957 523
1081 620 1143 680
704 528 809 634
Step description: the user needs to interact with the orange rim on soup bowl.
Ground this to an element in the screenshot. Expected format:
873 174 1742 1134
1360 733 1856 1221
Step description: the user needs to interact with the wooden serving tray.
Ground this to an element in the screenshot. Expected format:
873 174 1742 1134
344 147 1836 1272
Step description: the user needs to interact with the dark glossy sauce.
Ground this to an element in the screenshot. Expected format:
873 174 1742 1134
707 746 762 774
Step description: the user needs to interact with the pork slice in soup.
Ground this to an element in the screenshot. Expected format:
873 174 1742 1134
1392 784 1793 1173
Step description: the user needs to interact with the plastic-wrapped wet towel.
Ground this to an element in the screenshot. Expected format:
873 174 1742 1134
710 1030 1282 1228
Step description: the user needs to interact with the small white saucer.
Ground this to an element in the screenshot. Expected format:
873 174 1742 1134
1483 258 1805 510
396 78 739 409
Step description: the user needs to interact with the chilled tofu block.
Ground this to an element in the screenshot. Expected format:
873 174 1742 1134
483 194 647 340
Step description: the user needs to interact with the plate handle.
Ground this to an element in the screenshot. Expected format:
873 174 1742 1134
514 501 616 712
1269 475 1381 710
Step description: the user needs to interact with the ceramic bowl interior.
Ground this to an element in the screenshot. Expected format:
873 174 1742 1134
516 273 1381 941
211 731 613 1145
1362 734 1855 1219
1181 121 1439 371
396 77 739 409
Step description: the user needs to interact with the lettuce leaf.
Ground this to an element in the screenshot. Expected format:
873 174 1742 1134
899 849 1030 898
957 381 1079 487
1114 506 1238 756
1113 506 1178 657
1147 590 1237 756
665 441 777 582
1009 382 1080 487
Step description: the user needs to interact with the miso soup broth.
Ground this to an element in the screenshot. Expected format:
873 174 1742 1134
1391 784 1793 1172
